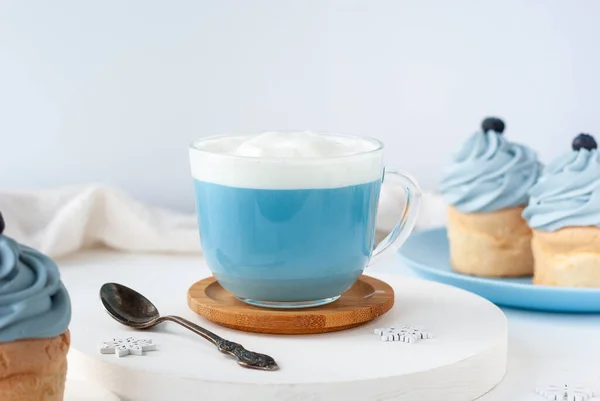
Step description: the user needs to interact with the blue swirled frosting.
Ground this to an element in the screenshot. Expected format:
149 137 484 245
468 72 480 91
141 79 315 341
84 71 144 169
0 234 71 342
523 148 600 231
440 130 541 212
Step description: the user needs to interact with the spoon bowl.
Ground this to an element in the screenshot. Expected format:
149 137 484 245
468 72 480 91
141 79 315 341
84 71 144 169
100 283 160 328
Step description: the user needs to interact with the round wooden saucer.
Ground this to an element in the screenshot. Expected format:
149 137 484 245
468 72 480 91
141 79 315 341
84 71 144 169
187 275 394 335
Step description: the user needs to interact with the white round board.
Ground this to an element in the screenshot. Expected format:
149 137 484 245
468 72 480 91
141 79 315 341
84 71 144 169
60 251 507 401
64 378 120 401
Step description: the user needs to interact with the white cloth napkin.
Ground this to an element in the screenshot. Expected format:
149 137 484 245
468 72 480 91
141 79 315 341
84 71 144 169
0 186 200 258
0 184 446 259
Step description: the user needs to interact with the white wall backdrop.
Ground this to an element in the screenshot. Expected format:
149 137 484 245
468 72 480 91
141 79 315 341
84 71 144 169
1 0 599 212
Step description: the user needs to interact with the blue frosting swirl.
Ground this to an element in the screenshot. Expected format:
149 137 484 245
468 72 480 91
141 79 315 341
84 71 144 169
523 149 600 231
0 234 71 342
440 130 541 212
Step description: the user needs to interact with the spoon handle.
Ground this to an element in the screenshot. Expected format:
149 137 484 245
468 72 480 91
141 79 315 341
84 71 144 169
161 315 278 371
161 315 221 343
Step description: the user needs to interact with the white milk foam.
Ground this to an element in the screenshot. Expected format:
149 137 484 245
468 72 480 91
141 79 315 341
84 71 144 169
189 131 384 189
233 131 375 158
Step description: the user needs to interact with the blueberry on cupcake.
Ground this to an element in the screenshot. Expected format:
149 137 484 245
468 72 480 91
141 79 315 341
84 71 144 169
440 117 542 277
523 133 600 287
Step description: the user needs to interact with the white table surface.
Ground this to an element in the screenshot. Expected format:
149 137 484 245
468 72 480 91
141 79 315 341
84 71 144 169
58 250 600 400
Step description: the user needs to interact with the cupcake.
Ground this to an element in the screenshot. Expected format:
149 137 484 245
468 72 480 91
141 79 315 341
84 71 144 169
0 212 71 400
440 117 542 277
523 133 600 287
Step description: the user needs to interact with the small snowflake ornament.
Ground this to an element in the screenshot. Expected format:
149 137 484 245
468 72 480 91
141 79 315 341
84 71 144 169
535 383 594 401
374 326 433 343
100 337 156 357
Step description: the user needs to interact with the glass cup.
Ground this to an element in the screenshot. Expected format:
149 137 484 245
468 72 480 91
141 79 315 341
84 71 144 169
189 133 421 308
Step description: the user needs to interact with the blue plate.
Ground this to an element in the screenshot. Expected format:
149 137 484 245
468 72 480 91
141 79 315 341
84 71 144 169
397 227 600 313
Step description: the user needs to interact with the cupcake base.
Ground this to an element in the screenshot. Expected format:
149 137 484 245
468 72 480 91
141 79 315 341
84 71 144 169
446 206 533 277
0 330 70 401
532 227 600 287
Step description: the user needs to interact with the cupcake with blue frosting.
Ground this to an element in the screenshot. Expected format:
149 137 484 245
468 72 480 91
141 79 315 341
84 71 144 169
0 212 71 400
440 117 542 277
523 133 600 287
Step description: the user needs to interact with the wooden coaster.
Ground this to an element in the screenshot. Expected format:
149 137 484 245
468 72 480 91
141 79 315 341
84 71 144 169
186 275 394 335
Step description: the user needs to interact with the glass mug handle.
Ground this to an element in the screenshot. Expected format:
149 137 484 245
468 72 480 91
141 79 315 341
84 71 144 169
368 168 423 266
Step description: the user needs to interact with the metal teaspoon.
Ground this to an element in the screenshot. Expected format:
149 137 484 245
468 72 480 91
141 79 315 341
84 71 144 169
99 282 278 371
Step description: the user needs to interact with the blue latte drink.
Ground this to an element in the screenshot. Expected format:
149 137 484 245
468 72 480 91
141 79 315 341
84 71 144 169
189 131 384 308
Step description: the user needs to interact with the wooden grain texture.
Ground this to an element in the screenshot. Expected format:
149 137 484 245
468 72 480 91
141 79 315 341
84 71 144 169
187 275 394 335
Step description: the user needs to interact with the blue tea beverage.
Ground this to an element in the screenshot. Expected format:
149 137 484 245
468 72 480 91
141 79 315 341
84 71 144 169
190 131 420 308
194 180 381 303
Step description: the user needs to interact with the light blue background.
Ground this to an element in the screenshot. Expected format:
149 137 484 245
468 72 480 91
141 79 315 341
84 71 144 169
1 0 598 210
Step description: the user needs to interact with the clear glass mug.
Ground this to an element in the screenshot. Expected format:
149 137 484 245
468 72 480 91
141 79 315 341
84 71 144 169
189 133 422 308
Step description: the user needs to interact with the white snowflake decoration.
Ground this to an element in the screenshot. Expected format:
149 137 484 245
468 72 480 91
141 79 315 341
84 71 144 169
100 337 156 357
535 383 594 401
374 326 433 343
